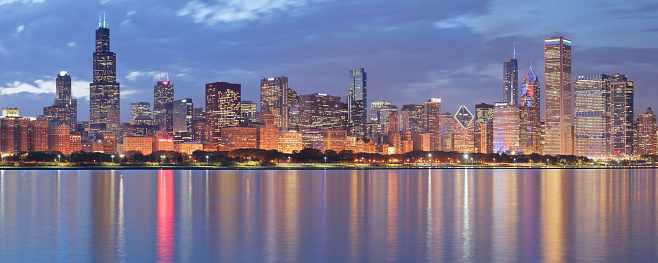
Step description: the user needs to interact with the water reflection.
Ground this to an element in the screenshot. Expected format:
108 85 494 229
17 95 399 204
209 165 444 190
0 169 657 262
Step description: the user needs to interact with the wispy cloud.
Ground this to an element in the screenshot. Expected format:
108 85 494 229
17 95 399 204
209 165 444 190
0 0 46 6
177 0 310 25
125 70 161 81
0 78 90 100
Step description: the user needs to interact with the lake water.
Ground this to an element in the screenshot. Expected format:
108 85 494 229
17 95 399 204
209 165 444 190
0 169 656 262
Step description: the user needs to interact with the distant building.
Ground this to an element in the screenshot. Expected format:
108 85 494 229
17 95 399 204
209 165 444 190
298 93 348 131
89 21 120 128
130 102 152 125
278 131 303 154
424 98 441 151
493 102 520 153
503 54 518 105
173 98 194 133
401 104 424 132
519 64 541 154
480 121 494 154
609 73 635 156
474 103 494 153
369 101 390 122
221 126 257 151
154 75 174 132
637 107 656 156
124 136 153 155
206 82 241 142
258 110 279 150
574 74 610 157
261 77 294 130
349 68 367 137
240 101 257 123
440 113 455 152
453 106 474 153
174 142 203 156
544 35 572 155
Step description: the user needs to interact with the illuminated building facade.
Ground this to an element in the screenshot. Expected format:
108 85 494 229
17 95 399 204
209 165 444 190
130 102 152 125
609 73 634 156
637 107 657 155
278 131 303 154
474 103 493 153
424 98 441 151
298 93 348 131
544 35 572 155
124 136 153 155
173 98 194 133
260 77 293 130
154 77 174 132
401 104 424 133
519 65 542 154
240 101 257 123
480 121 494 154
206 82 241 142
503 56 519 105
220 126 257 151
493 102 520 153
89 14 120 128
258 110 279 150
369 101 390 122
453 105 474 153
439 113 455 151
43 72 77 131
349 68 367 137
574 74 610 157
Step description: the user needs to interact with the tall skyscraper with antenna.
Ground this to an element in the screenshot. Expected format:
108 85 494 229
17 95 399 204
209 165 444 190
89 4 120 130
544 35 572 155
154 72 174 132
503 43 519 105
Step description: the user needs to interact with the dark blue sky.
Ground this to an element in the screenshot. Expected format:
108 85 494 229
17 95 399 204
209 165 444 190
1 0 657 121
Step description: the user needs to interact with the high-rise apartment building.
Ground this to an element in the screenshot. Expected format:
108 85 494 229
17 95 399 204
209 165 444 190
503 48 519 105
423 98 441 151
637 107 657 156
401 104 424 132
173 98 194 133
349 68 367 138
574 74 610 157
519 64 541 154
369 101 390 122
609 73 635 156
474 103 494 153
89 11 120 128
206 82 241 142
130 102 152 125
154 75 174 132
298 93 348 131
544 35 572 155
261 77 293 130
493 102 520 153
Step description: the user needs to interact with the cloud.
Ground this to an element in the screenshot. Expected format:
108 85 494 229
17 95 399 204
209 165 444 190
433 0 658 48
0 0 46 5
0 78 90 100
67 42 76 47
16 25 24 33
177 0 309 24
122 89 138 98
126 10 136 16
125 71 160 81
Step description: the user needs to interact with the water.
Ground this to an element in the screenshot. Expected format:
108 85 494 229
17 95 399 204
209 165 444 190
0 169 656 262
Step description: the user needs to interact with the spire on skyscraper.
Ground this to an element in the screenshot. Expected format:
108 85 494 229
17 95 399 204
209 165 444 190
513 42 516 59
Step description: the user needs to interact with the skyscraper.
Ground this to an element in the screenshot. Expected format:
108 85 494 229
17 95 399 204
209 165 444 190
369 101 390 122
260 77 293 131
423 98 441 151
90 8 120 128
637 107 657 156
609 73 634 156
43 71 77 131
574 74 610 157
154 74 174 132
349 68 367 138
474 103 494 153
173 98 194 133
130 102 152 125
298 93 348 131
493 101 520 153
544 35 572 155
503 45 518 105
401 104 424 132
519 64 541 154
453 105 474 153
206 82 241 142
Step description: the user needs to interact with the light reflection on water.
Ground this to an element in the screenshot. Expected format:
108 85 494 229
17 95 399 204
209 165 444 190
0 169 657 262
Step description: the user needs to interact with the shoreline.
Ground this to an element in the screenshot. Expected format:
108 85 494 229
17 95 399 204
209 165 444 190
0 164 651 170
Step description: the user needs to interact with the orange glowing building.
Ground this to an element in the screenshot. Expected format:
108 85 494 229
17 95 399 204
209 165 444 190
124 136 153 155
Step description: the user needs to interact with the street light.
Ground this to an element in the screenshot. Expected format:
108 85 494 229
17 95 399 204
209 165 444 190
465 154 469 164
288 156 291 163
161 155 165 163
324 156 327 164
206 155 209 164
471 157 473 165
111 155 115 163
58 155 61 163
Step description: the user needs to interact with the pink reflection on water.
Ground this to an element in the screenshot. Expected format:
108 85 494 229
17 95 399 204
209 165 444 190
157 170 175 263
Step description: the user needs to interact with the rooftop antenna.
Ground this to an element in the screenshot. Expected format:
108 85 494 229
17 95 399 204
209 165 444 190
103 4 107 28
513 42 516 59
98 1 102 28
159 72 162 82
529 60 532 70
166 71 170 82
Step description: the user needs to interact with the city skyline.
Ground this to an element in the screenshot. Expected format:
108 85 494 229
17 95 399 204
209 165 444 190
1 1 657 122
